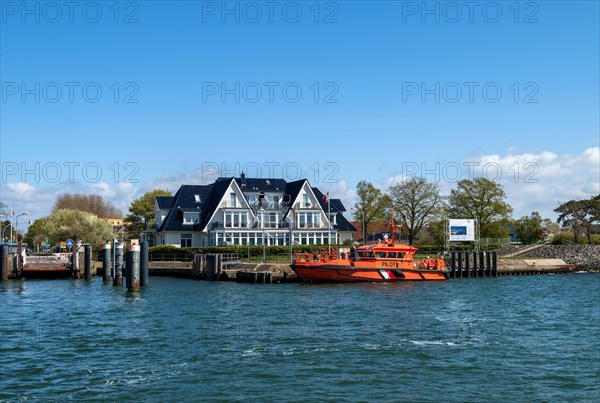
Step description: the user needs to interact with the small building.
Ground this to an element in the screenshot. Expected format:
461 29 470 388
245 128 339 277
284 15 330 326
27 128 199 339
99 217 127 238
145 175 356 247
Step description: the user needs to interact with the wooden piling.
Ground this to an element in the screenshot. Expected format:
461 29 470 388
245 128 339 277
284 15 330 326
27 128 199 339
1 245 8 281
479 251 485 277
457 252 463 278
486 252 492 277
492 251 498 276
113 242 123 286
102 243 112 282
140 241 149 287
84 244 92 280
465 252 471 277
127 245 141 291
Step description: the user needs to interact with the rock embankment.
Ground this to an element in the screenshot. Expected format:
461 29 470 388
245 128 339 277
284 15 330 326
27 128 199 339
516 245 600 270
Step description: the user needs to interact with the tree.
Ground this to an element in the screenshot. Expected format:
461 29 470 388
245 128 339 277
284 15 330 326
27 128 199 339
555 195 600 244
125 189 172 238
53 193 122 218
388 177 442 245
447 178 513 238
513 212 543 244
41 209 114 249
351 181 391 243
25 217 48 251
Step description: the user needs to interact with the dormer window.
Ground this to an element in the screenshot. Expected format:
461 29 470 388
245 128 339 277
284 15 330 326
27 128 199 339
183 212 200 224
194 194 201 203
230 193 237 207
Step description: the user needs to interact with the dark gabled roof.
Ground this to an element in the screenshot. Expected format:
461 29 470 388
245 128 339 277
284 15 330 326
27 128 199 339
282 179 306 219
312 187 345 212
156 177 356 233
334 213 357 232
234 177 288 193
198 178 235 231
157 184 212 232
156 196 174 209
311 187 356 232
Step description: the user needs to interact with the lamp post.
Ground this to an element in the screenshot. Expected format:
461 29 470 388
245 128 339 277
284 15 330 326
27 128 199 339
15 212 29 237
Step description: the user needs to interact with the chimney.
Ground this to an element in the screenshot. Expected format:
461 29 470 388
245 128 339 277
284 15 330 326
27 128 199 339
241 172 246 187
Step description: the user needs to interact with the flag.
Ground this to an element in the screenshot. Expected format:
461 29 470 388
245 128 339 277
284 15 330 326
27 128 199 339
322 192 329 203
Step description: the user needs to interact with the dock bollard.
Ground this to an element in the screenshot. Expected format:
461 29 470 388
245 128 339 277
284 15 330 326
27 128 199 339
486 252 492 277
103 243 112 282
127 245 141 292
479 251 485 277
457 252 463 278
465 252 471 278
140 241 149 287
113 242 124 286
472 252 478 278
84 244 92 280
492 251 498 277
1 245 8 281
450 252 456 278
71 241 80 279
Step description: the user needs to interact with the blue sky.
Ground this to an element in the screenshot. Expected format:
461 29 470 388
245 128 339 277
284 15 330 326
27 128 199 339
1 0 599 228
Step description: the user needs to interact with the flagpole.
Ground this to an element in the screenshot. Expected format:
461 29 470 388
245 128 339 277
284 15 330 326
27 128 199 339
328 190 331 254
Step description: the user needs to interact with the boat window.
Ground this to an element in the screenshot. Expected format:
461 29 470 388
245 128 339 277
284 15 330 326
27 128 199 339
387 252 396 258
398 252 405 258
375 251 386 258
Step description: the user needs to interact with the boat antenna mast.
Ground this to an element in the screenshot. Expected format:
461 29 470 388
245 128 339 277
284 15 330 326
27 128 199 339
390 207 395 246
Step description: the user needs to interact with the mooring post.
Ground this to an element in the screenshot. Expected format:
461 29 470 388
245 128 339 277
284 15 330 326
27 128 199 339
84 244 92 280
17 236 23 276
486 251 492 277
450 252 456 278
1 245 8 281
140 241 149 287
465 252 471 278
472 252 478 278
102 242 112 282
71 238 80 279
479 251 485 276
127 244 141 291
492 251 498 276
457 251 463 278
113 241 124 286
125 250 132 281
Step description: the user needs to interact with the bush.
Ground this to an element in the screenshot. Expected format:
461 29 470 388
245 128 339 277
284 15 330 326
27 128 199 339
550 232 600 245
148 244 345 258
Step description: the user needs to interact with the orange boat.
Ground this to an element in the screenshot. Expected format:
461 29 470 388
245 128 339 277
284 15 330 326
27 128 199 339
291 212 449 283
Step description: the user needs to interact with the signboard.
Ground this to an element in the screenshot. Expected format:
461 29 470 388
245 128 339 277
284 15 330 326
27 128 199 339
449 219 475 241
66 239 74 248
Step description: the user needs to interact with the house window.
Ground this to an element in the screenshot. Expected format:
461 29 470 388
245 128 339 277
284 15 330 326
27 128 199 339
303 194 309 207
224 212 249 228
183 212 200 224
181 234 192 248
272 195 280 208
194 194 201 203
230 193 237 207
247 195 256 206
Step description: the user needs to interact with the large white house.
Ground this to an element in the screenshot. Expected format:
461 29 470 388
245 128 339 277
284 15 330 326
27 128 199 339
145 175 356 247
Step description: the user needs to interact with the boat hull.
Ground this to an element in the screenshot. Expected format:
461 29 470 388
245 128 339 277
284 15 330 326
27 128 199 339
291 263 449 283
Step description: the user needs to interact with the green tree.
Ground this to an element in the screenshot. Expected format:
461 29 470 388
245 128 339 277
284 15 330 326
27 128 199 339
513 212 543 244
41 209 114 249
125 189 172 238
53 193 122 218
25 217 48 252
351 181 391 243
388 177 443 245
447 178 513 238
555 195 600 244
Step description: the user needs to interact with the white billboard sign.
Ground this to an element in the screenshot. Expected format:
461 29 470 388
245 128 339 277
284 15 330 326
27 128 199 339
449 219 475 241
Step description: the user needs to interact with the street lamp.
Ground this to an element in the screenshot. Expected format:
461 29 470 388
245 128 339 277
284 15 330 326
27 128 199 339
15 212 29 241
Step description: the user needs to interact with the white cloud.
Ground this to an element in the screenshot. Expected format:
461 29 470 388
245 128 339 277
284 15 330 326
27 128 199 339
375 147 600 220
